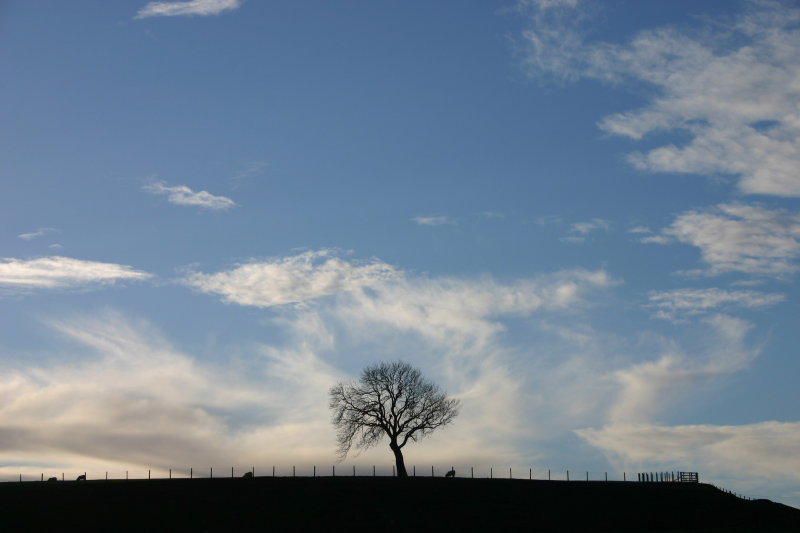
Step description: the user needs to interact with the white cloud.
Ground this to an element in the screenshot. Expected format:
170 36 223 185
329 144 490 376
646 203 800 277
519 0 800 197
648 287 785 322
570 219 610 234
576 421 800 506
0 257 152 291
136 0 240 19
563 218 610 243
183 250 619 466
412 215 454 226
628 226 651 234
18 227 57 241
184 249 617 328
0 312 342 478
143 181 236 210
229 161 268 184
608 314 757 424
184 250 400 307
562 218 610 243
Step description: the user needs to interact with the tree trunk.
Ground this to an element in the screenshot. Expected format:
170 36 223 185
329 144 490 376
390 442 408 478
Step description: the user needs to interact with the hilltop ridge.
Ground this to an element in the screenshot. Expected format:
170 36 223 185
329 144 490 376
2 476 798 531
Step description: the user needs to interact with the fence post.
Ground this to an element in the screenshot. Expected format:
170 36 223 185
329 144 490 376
431 465 434 478
567 471 570 482
169 469 171 480
586 471 588 482
126 471 128 481
293 466 296 478
41 474 43 482
530 468 532 480
373 466 375 477
605 472 607 482
624 472 626 482
413 465 415 477
273 466 275 477
471 467 473 479
210 467 213 479
333 465 335 477
510 468 512 479
392 465 394 477
353 465 355 478
490 467 493 479
190 468 192 479
314 465 316 478
232 467 234 478
548 469 550 481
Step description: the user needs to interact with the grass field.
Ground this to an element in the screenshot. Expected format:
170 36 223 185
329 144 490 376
2 476 799 531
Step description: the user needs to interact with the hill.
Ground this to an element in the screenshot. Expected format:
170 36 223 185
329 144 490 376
1 476 798 531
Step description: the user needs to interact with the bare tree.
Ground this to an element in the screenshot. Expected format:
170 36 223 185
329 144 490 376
329 361 460 478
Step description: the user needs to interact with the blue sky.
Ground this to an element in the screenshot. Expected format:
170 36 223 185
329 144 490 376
2 0 800 505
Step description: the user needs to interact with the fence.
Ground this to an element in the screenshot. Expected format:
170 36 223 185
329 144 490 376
4 466 700 484
6 466 758 501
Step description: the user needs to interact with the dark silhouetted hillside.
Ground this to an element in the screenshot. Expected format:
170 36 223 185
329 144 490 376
1 477 798 531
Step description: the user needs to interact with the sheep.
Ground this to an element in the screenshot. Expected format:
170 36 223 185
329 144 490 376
445 468 456 478
242 471 253 479
76 474 86 481
47 477 58 482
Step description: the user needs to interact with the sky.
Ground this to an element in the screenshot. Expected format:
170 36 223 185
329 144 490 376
2 0 800 506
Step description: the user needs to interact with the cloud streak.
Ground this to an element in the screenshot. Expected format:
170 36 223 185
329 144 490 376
608 314 758 424
136 0 241 19
184 250 400 307
647 288 785 322
0 257 152 291
645 203 800 278
18 228 57 241
0 311 342 478
519 0 800 197
412 215 454 226
144 181 236 210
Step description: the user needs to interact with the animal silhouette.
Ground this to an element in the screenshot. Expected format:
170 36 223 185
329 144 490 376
242 471 253 478
76 474 86 481
445 468 455 478
47 477 58 482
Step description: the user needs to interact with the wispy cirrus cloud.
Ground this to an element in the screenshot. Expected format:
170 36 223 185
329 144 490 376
0 257 151 291
608 314 758 424
563 218 610 243
628 226 651 235
519 0 800 197
229 161 268 184
18 228 58 241
0 311 342 479
644 203 800 278
647 288 785 322
411 215 455 226
183 250 399 308
143 180 236 210
136 0 241 19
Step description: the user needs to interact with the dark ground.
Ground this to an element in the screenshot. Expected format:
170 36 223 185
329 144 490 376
1 476 799 532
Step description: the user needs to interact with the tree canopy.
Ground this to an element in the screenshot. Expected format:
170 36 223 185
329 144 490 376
329 360 460 477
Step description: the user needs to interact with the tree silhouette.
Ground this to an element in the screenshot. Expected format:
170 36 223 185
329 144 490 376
329 361 460 478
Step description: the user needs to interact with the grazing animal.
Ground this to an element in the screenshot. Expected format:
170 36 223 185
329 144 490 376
445 468 456 478
76 474 86 481
242 471 253 478
47 477 58 482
